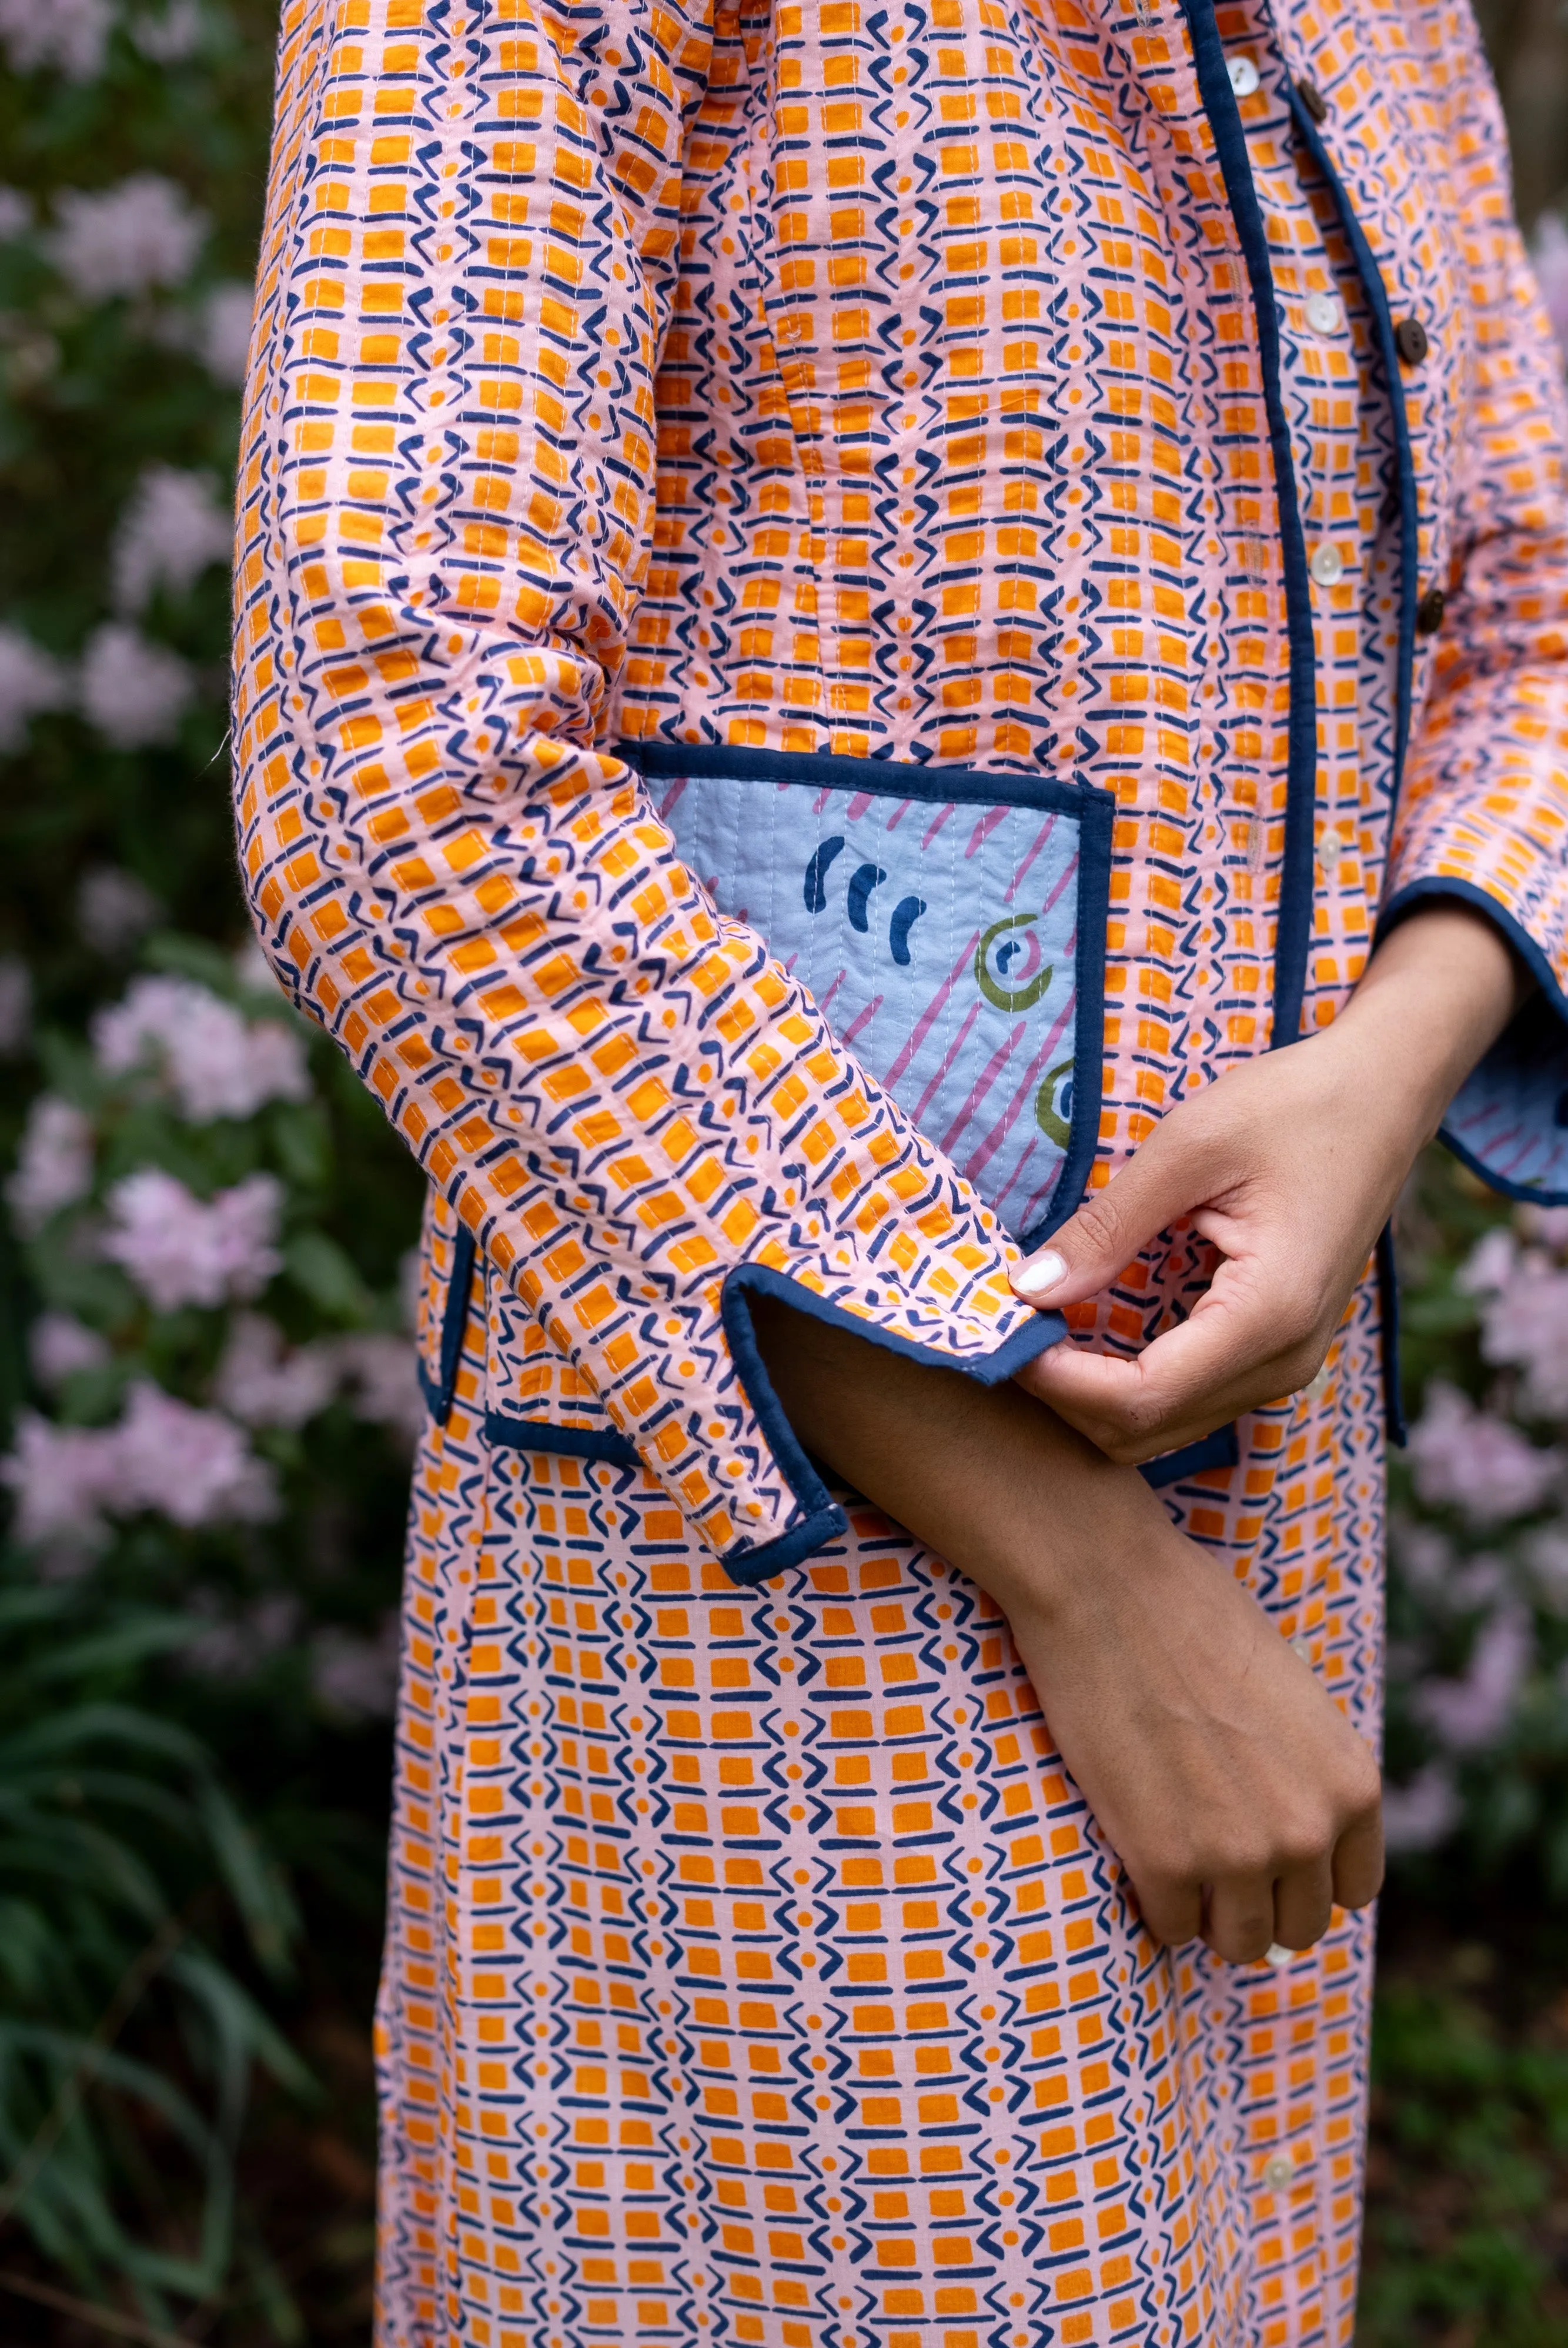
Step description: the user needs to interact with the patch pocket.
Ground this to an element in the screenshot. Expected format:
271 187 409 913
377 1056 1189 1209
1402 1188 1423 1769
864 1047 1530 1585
414 1188 478 1426
628 743 1115 1247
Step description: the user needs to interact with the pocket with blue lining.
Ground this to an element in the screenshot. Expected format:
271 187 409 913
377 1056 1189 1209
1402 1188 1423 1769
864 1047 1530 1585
629 743 1115 1247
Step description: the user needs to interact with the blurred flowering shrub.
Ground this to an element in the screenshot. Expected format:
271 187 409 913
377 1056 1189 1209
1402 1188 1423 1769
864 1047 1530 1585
0 0 1563 2327
1382 1167 1568 1890
0 938 421 2323
0 0 422 2320
3 937 422 1711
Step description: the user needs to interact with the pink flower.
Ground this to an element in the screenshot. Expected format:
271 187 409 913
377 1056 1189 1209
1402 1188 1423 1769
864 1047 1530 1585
102 1168 283 1311
78 866 160 957
2 1384 278 1547
112 1381 279 1527
1479 1262 1568 1419
1529 1525 1568 1609
0 0 112 79
131 1 206 63
111 467 232 614
1456 1226 1517 1297
1516 1204 1568 1253
332 1332 424 1447
1380 1764 1459 1854
93 974 310 1122
79 623 193 749
214 1314 337 1430
1407 1380 1561 1526
0 1412 122 1546
1411 1604 1532 1753
30 1311 111 1390
48 175 206 300
196 283 255 385
1393 1520 1455 1594
5 1095 93 1235
312 1613 402 1717
0 625 68 752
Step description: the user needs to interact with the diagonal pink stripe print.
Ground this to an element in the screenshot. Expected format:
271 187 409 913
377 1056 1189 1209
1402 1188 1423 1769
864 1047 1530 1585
966 997 1076 1191
841 994 884 1047
911 996 985 1128
815 966 850 1018
884 928 985 1089
938 1024 1025 1159
1002 814 1058 906
964 805 1012 859
1038 850 1078 922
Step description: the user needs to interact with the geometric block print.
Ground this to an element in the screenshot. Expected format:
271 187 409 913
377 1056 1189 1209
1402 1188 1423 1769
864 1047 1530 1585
638 746 1114 1245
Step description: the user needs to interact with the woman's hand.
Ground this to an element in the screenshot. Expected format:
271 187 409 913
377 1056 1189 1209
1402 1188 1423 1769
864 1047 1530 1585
1009 904 1528 1464
995 1477 1384 1957
750 1295 1384 1961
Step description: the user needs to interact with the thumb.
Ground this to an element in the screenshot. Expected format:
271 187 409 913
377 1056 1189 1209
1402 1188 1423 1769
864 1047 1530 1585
1010 1120 1203 1310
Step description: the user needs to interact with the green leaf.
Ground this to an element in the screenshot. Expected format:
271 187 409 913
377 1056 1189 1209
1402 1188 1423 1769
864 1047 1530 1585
282 1230 373 1325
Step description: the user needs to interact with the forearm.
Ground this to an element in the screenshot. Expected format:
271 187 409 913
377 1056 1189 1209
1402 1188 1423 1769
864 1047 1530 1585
1346 902 1531 1135
751 1290 1383 1963
751 1294 1162 1615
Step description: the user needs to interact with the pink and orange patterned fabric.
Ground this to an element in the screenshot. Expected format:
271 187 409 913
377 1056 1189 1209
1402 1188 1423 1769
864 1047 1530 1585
230 0 1568 2324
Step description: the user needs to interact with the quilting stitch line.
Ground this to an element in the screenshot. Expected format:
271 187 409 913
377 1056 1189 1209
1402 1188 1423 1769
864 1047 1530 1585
624 740 1115 1244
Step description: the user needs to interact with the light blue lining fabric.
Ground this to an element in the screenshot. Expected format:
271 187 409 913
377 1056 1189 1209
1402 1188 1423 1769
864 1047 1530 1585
633 744 1115 1245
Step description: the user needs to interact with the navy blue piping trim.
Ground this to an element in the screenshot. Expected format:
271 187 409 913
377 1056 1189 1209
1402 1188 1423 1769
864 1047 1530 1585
1434 1124 1568 1211
630 737 1115 817
1179 0 1316 1047
482 1413 640 1465
716 1262 1068 1588
1376 1223 1407 1448
1138 1422 1239 1488
1286 91 1419 834
622 740 1115 1241
1380 877 1568 1206
416 1224 477 1428
1378 878 1568 1021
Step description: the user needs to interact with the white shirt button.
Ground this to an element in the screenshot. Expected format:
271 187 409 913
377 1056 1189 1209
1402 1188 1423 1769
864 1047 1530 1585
1265 1940 1294 1967
1263 2153 1295 2190
1227 52 1261 95
1310 541 1345 586
1306 290 1341 334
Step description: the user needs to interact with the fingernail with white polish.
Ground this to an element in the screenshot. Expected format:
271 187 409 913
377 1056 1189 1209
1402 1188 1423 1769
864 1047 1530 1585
1012 1250 1067 1300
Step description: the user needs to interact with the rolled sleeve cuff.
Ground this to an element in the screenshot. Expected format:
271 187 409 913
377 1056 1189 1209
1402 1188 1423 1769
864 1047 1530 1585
712 1267 1066 1585
1380 876 1568 1205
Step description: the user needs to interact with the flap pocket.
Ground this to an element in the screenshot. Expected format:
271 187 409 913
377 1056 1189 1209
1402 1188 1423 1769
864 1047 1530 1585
630 744 1114 1246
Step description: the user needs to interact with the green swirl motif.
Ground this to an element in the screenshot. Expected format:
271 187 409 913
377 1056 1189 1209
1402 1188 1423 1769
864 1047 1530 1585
974 914 1054 1013
1035 1058 1075 1149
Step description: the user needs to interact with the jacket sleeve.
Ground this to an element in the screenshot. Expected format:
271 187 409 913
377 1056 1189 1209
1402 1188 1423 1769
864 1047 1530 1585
1380 0 1568 1204
230 0 1061 1584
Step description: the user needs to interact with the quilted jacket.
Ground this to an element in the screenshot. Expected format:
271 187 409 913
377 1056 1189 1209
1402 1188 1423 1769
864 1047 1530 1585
232 0 1568 1584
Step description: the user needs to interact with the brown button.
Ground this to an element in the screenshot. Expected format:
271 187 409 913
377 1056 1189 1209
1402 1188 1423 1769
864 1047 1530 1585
1416 587 1446 635
1296 76 1329 122
1395 316 1430 365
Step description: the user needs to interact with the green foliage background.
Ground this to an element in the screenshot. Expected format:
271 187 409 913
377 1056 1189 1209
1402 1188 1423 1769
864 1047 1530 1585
0 0 1564 2340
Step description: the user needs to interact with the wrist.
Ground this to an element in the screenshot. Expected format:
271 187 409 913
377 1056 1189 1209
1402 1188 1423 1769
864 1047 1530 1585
1336 903 1526 1138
